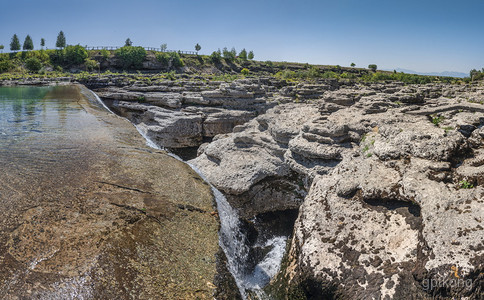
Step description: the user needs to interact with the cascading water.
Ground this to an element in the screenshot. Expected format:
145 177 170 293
90 89 287 299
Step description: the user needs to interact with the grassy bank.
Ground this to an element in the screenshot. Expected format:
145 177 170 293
0 46 468 85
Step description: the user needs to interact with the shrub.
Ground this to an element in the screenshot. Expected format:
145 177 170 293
84 58 99 71
101 49 110 60
0 59 13 73
156 52 170 65
115 46 146 69
195 43 201 52
169 52 184 67
248 51 254 60
25 57 42 72
210 49 222 63
241 68 249 76
64 45 88 65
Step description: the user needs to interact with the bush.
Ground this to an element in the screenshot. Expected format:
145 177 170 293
169 52 184 68
64 45 88 65
115 46 146 69
101 49 110 60
156 52 170 65
84 58 99 71
210 49 222 63
241 68 249 76
0 59 13 73
25 57 42 72
156 52 183 68
368 64 378 71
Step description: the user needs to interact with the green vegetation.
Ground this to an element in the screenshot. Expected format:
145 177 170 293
430 114 444 126
64 45 88 65
195 43 201 52
160 43 167 52
222 47 237 62
469 68 484 81
84 58 99 71
100 49 110 60
125 38 132 47
25 57 42 72
115 46 146 69
241 68 249 76
56 31 66 48
351 62 356 67
40 38 45 48
459 179 474 189
155 51 183 68
210 49 222 63
368 64 377 71
10 34 21 51
239 48 248 60
0 45 4 53
23 35 34 50
248 50 254 60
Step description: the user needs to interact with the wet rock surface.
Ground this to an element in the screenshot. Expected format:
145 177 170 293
0 85 218 299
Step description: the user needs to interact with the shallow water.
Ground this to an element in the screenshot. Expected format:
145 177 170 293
0 85 219 298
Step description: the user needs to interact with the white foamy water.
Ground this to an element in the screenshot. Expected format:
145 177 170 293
91 90 287 299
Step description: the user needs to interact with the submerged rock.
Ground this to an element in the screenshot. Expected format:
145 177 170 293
0 85 219 299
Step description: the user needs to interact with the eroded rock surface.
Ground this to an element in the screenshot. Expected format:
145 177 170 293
188 81 484 299
92 76 483 298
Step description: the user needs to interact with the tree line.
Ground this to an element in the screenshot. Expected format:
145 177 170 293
8 31 66 51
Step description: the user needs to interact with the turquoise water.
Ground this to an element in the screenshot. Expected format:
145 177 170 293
0 85 106 186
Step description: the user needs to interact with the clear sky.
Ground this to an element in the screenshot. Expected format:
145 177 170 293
1 0 483 73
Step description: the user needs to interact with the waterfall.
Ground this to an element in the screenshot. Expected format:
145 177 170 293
89 89 286 299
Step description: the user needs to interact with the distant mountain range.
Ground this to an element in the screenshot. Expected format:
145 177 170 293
384 68 468 78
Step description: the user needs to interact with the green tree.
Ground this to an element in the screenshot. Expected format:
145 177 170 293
195 43 201 53
368 64 377 71
40 38 45 48
238 48 247 60
115 46 147 69
10 34 21 51
23 35 34 50
160 43 167 52
64 45 88 65
248 50 254 60
210 49 222 63
351 62 356 67
125 38 132 46
0 45 4 53
25 57 42 72
56 31 66 48
222 47 236 62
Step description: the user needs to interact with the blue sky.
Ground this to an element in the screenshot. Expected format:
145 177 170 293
1 0 483 73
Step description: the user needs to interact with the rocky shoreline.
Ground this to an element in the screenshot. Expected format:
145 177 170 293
2 75 483 299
